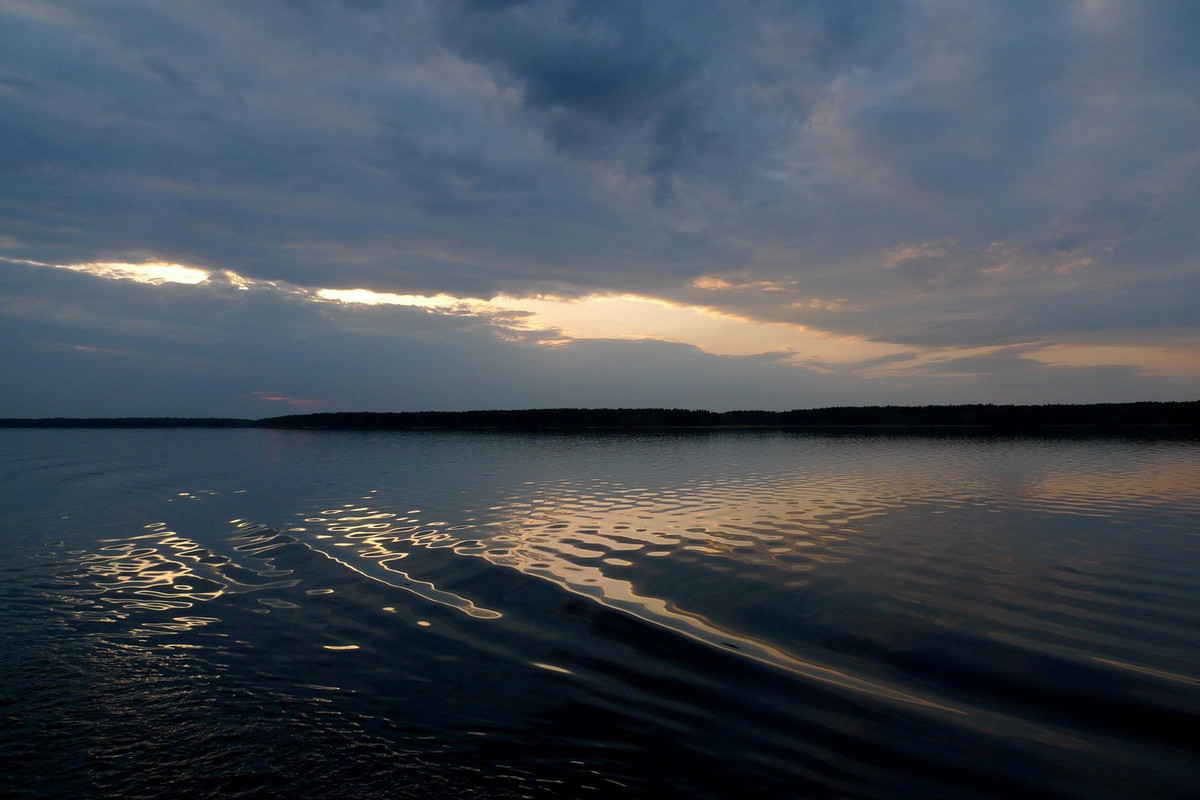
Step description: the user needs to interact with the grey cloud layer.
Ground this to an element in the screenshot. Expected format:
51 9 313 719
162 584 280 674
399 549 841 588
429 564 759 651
1 0 1197 413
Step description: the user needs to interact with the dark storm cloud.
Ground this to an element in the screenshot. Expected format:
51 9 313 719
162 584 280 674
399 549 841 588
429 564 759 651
435 0 703 201
431 0 911 204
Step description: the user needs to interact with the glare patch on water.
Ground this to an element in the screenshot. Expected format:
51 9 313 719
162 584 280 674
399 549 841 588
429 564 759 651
292 534 501 619
49 520 301 639
294 472 985 710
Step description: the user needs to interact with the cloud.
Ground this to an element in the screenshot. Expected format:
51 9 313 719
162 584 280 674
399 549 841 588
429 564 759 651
900 345 1194 405
0 259 850 415
1 1 1198 414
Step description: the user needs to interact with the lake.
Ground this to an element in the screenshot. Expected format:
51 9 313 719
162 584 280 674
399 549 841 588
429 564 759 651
2 428 1198 798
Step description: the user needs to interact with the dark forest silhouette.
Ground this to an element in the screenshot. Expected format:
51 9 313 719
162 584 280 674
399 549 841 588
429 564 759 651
3 401 1197 433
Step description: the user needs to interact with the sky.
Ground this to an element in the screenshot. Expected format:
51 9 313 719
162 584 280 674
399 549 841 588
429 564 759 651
2 0 1198 417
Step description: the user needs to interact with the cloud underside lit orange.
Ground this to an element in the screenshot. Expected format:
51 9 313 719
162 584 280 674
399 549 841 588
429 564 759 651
33 258 1200 383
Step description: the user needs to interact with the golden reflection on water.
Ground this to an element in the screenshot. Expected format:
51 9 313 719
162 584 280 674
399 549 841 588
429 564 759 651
1025 461 1200 513
54 520 298 637
299 475 972 712
293 536 501 619
298 469 909 620
477 473 887 579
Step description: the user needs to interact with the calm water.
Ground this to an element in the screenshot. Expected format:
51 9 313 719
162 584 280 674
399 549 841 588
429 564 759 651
1 429 1198 799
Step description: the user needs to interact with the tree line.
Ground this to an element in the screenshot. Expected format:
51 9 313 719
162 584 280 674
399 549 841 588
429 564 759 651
3 401 1197 432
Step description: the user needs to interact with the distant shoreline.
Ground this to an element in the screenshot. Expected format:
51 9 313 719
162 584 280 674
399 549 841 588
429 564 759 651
2 401 1197 434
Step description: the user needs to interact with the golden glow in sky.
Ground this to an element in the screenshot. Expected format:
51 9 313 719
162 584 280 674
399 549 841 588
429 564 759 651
23 258 1200 383
492 293 907 364
315 288 464 308
312 282 907 364
1031 343 1200 377
56 260 212 285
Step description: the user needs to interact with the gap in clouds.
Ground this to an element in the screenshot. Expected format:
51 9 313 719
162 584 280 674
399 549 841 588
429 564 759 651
30 256 912 365
1 257 1193 419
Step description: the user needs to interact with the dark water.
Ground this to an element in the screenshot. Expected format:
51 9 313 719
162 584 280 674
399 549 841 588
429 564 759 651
2 429 1198 799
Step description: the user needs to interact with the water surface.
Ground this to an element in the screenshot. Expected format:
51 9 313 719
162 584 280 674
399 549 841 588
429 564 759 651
2 429 1198 798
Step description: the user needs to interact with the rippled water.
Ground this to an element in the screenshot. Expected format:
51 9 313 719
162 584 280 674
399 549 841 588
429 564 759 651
2 429 1198 798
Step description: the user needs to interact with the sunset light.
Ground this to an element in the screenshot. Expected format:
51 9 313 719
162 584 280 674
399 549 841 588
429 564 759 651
2 4 1198 798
